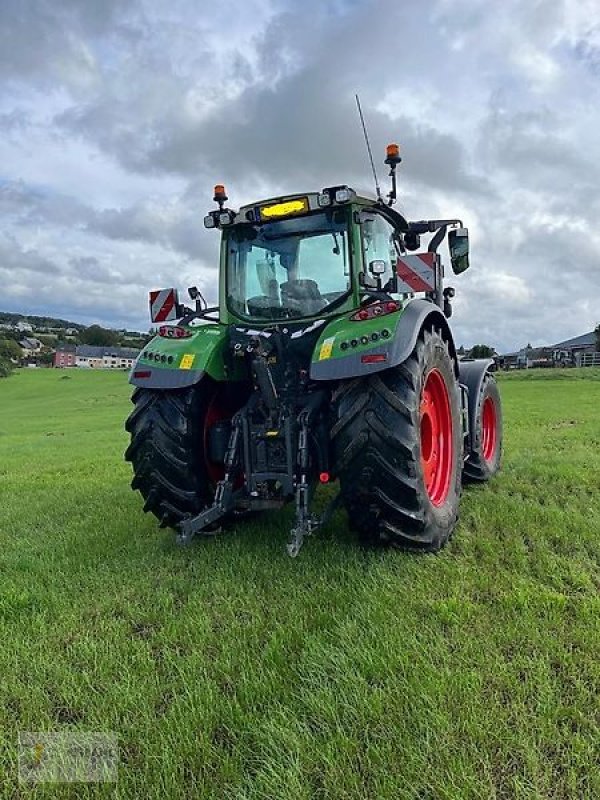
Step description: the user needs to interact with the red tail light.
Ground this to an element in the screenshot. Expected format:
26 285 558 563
361 354 387 364
158 325 192 339
350 301 399 321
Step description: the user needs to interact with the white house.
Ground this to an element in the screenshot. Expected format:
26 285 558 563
19 337 43 357
75 345 139 369
102 348 138 369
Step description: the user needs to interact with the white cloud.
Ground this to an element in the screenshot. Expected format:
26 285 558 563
0 0 598 349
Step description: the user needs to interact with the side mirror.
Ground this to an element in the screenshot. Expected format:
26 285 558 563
448 227 470 274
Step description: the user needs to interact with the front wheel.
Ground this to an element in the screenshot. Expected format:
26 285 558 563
463 375 502 481
331 326 463 551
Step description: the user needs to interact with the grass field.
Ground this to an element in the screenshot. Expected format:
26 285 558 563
0 368 599 799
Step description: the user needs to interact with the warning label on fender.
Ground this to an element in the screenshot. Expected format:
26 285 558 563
318 337 335 360
180 354 195 369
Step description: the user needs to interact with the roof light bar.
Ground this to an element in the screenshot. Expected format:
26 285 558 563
318 185 355 207
219 210 235 226
334 187 353 203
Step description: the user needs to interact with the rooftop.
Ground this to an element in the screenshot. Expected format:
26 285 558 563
552 331 596 349
56 344 139 358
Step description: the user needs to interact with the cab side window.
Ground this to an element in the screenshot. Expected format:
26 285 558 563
359 212 397 289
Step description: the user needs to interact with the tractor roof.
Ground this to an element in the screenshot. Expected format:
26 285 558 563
233 189 375 226
204 186 408 232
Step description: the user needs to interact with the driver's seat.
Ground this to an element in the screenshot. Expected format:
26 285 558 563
280 279 326 315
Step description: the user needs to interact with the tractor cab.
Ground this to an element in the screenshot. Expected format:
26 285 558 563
203 178 471 329
222 197 354 323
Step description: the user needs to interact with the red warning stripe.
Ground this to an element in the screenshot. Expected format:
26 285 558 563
150 288 178 322
396 254 436 293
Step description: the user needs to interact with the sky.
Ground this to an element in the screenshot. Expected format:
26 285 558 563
1 0 599 351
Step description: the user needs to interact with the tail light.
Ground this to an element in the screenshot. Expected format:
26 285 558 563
350 301 399 321
158 325 192 339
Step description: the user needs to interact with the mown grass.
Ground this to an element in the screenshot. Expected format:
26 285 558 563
0 368 598 799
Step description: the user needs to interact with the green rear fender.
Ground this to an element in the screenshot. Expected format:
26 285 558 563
309 298 457 380
129 324 244 389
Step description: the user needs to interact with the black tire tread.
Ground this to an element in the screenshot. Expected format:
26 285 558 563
331 327 462 551
125 385 213 528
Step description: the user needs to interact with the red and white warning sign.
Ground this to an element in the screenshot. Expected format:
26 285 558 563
396 253 437 293
149 288 179 323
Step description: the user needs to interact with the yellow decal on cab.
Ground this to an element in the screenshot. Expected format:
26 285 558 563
260 197 309 220
180 354 195 370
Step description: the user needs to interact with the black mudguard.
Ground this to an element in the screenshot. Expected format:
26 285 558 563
310 298 458 380
458 358 495 450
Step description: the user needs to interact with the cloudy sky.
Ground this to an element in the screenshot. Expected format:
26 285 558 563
1 0 599 350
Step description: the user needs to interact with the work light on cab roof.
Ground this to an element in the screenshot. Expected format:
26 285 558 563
203 184 359 231
128 117 502 560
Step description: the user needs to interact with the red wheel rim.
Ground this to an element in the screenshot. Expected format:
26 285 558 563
481 396 497 464
420 369 454 507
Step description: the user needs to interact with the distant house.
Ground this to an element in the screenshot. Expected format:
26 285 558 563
500 330 599 369
54 343 139 369
65 327 79 336
526 346 554 368
101 347 139 369
54 343 77 368
19 337 43 357
498 345 552 369
15 320 33 333
552 331 597 366
75 345 104 369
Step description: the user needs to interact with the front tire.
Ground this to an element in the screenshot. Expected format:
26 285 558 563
331 327 463 551
463 375 502 482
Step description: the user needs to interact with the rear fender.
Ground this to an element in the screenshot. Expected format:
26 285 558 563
129 324 244 389
458 358 495 450
310 298 457 380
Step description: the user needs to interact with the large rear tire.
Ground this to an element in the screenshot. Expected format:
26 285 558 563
125 382 216 529
331 327 463 551
463 375 502 482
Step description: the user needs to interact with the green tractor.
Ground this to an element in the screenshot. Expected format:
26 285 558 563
125 143 502 556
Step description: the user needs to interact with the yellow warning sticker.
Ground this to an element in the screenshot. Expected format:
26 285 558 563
319 337 336 361
180 354 195 370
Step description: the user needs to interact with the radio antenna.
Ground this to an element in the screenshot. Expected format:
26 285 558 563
355 94 382 203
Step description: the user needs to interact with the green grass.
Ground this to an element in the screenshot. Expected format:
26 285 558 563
0 368 599 799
